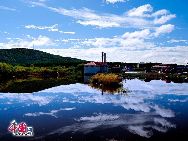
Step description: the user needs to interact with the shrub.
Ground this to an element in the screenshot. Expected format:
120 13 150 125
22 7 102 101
90 73 122 86
0 62 14 75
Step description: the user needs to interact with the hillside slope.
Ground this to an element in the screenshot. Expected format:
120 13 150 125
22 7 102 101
0 48 85 66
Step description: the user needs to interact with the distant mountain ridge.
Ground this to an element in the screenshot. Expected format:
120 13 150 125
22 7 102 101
0 48 85 66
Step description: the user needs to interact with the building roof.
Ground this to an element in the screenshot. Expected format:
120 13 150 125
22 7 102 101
85 62 107 66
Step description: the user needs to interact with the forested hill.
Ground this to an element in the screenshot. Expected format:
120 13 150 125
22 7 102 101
0 48 85 66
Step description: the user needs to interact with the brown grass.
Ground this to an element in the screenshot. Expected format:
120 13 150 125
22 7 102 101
90 73 122 86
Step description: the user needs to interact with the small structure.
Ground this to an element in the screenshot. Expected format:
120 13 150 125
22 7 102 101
123 63 138 72
84 52 108 83
138 62 162 73
152 64 177 73
84 61 108 74
176 65 188 73
110 65 121 73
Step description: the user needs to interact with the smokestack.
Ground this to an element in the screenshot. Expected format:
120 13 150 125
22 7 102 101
102 52 104 63
104 53 106 63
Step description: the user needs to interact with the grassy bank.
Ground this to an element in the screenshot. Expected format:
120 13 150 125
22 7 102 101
90 73 122 87
0 62 84 81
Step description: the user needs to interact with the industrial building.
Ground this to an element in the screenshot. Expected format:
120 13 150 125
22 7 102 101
84 52 108 83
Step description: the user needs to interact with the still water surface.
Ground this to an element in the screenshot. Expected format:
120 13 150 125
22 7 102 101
0 79 188 141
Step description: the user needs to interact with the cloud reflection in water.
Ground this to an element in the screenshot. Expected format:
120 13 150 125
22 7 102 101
0 79 187 139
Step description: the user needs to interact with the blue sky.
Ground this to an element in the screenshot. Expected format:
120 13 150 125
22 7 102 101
0 0 188 64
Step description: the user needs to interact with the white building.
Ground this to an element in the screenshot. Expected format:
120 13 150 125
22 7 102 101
84 52 108 83
84 62 108 75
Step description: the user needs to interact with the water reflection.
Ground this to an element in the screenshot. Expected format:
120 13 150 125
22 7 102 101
0 79 188 141
90 83 126 94
0 78 77 93
48 112 175 138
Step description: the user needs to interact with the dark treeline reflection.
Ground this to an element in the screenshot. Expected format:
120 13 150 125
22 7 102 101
122 73 188 83
0 78 78 93
1 74 188 93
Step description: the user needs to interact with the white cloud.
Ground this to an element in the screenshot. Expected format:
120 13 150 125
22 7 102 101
62 107 76 111
154 14 176 25
153 105 175 118
32 35 54 46
41 45 188 64
168 98 188 103
122 29 151 39
25 111 59 118
0 6 16 11
0 93 54 106
77 20 120 28
154 24 175 37
168 39 188 44
4 31 10 35
152 9 169 17
40 83 100 94
62 31 75 35
152 9 176 25
78 33 154 50
52 29 183 64
25 107 76 118
2 80 187 138
59 29 154 50
1 27 185 64
127 4 153 17
27 2 175 29
25 24 59 32
127 4 176 25
48 7 127 28
76 113 119 122
128 126 153 138
105 0 127 4
47 112 175 138
56 28 173 51
0 35 54 49
25 24 75 34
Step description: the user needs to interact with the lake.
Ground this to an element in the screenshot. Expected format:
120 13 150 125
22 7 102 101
0 79 188 141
